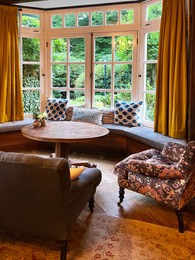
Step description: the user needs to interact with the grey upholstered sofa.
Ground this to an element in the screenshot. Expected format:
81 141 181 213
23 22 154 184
0 151 102 259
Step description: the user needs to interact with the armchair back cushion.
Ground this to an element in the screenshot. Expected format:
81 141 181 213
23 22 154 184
162 142 185 162
177 141 195 177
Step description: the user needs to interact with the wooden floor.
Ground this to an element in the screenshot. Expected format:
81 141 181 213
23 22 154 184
31 150 195 233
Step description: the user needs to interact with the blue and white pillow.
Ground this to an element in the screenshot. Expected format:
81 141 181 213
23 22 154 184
114 100 143 127
45 98 68 121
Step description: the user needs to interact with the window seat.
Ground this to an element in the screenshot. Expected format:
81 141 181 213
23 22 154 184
0 118 34 133
103 124 187 150
65 106 187 152
0 117 187 155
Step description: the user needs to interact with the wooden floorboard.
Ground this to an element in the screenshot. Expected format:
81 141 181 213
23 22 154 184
28 150 195 233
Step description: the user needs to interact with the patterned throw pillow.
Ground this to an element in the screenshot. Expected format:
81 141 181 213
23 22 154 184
114 100 143 127
72 107 103 125
45 98 68 121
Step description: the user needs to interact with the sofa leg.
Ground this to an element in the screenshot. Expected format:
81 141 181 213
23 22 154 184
118 187 125 206
89 196 95 213
175 209 184 233
60 240 67 260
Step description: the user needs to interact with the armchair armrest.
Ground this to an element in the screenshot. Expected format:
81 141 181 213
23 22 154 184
113 149 161 179
65 167 102 205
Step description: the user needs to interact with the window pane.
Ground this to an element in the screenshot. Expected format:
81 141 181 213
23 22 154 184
146 63 157 91
145 93 156 121
22 38 40 62
94 92 111 108
147 2 162 21
115 35 133 61
95 64 111 89
23 90 40 113
52 90 67 99
95 36 112 62
78 12 89 27
120 9 134 24
52 15 62 28
146 32 160 60
70 38 85 62
114 64 132 90
70 90 85 106
52 65 67 88
23 64 40 88
106 10 118 25
70 64 85 88
52 38 67 62
64 13 76 28
22 13 40 28
114 92 132 102
92 11 103 26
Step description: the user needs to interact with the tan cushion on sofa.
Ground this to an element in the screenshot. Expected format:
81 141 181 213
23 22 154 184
65 106 74 121
102 108 115 124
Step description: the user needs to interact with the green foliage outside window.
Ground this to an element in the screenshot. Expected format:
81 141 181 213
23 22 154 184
147 2 162 21
22 14 40 28
23 90 40 113
145 31 160 121
78 12 89 27
52 15 62 28
70 38 85 62
121 9 134 24
94 92 111 108
147 32 159 60
22 38 40 62
115 35 133 61
52 38 67 62
106 10 118 25
92 12 103 26
64 13 76 28
95 36 112 62
145 92 156 121
52 65 66 88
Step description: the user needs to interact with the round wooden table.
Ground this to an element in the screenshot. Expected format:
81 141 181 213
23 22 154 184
21 121 109 159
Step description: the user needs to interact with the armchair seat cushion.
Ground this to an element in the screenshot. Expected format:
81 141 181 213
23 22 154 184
126 159 183 179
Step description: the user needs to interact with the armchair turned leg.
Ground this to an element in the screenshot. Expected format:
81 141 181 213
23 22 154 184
60 240 68 260
118 187 125 206
89 196 95 213
175 209 184 233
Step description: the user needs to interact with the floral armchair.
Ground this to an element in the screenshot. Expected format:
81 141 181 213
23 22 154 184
113 141 195 232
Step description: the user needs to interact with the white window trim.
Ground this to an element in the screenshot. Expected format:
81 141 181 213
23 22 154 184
138 0 162 127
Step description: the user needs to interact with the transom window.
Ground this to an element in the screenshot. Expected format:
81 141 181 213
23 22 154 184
51 6 135 28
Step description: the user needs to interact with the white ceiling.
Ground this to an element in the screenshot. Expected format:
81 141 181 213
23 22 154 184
14 0 138 9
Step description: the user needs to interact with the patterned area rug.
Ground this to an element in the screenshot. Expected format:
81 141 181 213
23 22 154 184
0 212 195 260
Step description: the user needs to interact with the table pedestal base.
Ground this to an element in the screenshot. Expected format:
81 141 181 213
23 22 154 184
55 143 69 159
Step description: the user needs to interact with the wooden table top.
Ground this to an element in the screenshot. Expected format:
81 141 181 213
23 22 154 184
21 121 109 144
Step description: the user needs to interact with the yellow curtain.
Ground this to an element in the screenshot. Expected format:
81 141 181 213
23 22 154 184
154 0 187 138
0 5 24 122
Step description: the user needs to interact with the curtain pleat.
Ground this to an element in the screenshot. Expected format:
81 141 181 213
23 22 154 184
0 5 24 122
154 0 187 138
